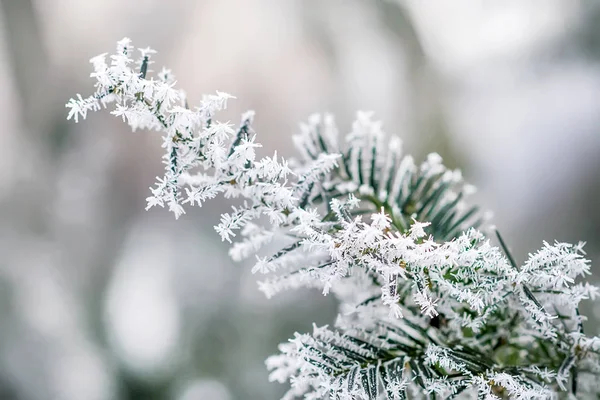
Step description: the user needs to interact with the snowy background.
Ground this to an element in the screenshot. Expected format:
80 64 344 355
1 1 600 399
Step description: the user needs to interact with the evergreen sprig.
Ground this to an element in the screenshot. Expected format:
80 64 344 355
67 38 600 400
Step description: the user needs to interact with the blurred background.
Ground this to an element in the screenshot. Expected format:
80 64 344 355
1 0 600 399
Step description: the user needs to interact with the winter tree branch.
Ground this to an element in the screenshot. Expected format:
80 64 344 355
67 38 600 400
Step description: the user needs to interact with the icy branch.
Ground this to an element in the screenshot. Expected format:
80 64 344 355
68 38 600 399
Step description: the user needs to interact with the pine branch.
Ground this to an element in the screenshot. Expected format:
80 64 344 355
67 38 600 400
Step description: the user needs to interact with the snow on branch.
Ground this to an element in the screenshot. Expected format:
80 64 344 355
68 38 600 399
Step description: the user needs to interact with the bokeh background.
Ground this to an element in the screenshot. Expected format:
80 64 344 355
1 1 600 399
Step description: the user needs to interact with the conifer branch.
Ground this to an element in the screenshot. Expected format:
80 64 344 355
67 38 600 400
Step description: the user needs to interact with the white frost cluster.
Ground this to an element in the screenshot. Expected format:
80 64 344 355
68 39 600 399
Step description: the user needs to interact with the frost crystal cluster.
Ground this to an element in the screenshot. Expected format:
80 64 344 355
67 39 600 399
